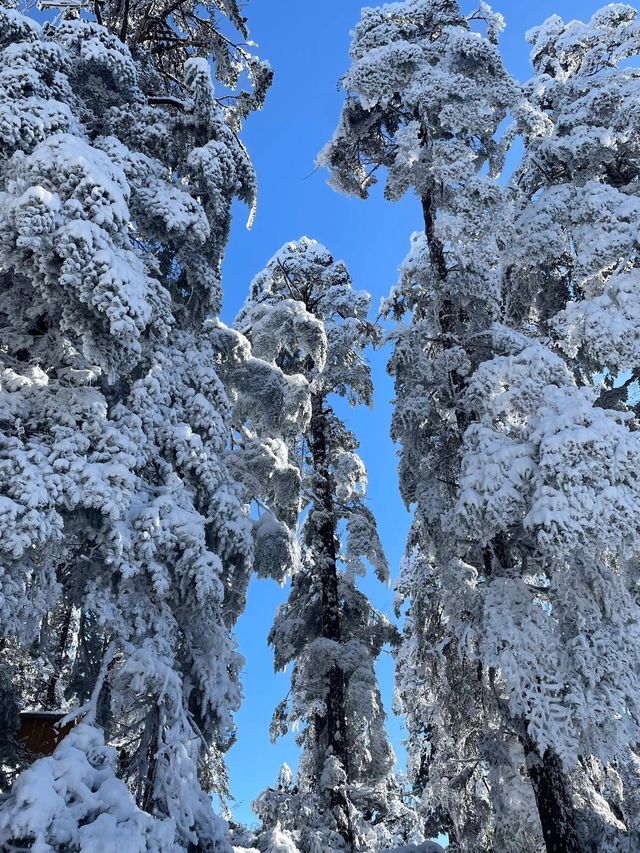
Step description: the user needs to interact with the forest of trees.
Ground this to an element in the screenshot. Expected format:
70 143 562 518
1 0 640 850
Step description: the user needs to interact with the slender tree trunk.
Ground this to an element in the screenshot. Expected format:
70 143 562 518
141 707 159 814
308 391 354 850
45 604 73 709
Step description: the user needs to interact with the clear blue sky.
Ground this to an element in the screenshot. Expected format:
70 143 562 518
219 0 607 828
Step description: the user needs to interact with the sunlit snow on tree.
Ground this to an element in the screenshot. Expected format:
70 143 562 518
237 238 423 852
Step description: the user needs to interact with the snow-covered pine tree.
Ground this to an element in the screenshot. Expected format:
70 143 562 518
321 3 526 847
0 5 299 850
502 5 640 848
322 1 640 850
236 238 419 852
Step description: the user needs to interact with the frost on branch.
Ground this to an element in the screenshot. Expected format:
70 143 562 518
455 333 640 558
319 0 515 200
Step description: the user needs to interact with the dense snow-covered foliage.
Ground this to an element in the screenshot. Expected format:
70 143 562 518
4 0 640 849
0 3 290 849
236 238 421 852
509 4 640 398
324 1 640 850
95 0 273 125
0 723 180 851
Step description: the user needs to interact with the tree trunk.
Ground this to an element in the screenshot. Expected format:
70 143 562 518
45 604 73 709
522 730 585 853
308 391 354 850
140 707 159 814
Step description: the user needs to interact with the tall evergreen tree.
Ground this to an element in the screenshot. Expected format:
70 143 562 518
504 5 640 848
322 1 640 850
0 4 298 850
236 238 419 852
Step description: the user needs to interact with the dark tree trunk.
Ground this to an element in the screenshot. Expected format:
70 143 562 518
420 189 469 434
421 191 449 284
523 730 585 853
45 604 73 709
140 707 159 814
308 391 354 850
